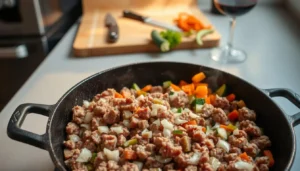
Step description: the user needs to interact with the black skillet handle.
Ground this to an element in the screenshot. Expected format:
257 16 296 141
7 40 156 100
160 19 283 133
7 103 52 150
263 88 300 127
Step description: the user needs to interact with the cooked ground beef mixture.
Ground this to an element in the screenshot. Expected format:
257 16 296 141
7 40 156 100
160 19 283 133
63 73 273 171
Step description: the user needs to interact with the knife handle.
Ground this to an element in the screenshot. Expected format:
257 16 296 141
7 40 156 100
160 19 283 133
123 10 147 22
107 24 119 43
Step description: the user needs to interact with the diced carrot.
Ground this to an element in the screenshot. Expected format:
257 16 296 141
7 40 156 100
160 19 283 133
226 93 236 102
123 150 137 160
141 85 152 92
114 92 124 98
181 84 195 95
192 72 206 83
209 94 216 104
239 152 251 162
208 88 212 95
137 90 147 96
202 127 206 132
205 96 211 104
121 91 131 98
220 124 235 132
170 83 181 91
264 150 275 167
237 100 246 108
193 83 208 87
228 110 239 121
194 85 208 98
182 120 197 128
179 80 188 87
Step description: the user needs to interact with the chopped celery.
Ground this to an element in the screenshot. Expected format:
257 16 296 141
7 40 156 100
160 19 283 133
132 83 141 91
173 130 183 135
124 138 138 147
163 81 172 88
215 84 227 96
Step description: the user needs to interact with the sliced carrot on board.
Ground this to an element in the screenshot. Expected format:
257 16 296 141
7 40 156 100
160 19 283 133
264 150 275 167
170 83 181 91
226 93 236 102
114 92 124 98
141 85 152 92
192 72 206 83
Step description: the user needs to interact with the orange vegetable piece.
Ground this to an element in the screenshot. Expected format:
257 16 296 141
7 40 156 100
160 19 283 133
264 150 275 167
209 94 216 104
205 97 211 104
226 93 236 102
179 80 188 87
123 150 137 160
192 72 206 83
181 84 195 95
141 85 152 92
239 152 251 162
136 90 147 96
114 92 124 98
220 124 235 132
202 127 206 132
228 110 239 121
208 88 212 95
194 85 208 98
193 83 208 87
170 83 181 91
182 120 197 128
121 91 131 98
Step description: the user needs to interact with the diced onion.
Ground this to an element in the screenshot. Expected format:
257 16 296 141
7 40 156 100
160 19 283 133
171 108 178 113
189 112 200 119
84 112 93 123
234 161 254 170
212 123 220 130
123 120 130 128
161 119 174 130
142 129 152 139
110 126 123 134
123 110 133 119
187 152 202 165
80 124 90 130
217 128 228 140
103 148 119 162
169 92 178 101
209 157 221 171
98 126 109 134
153 119 161 126
151 104 167 116
195 104 204 112
233 129 240 136
155 155 172 164
76 148 92 162
99 98 107 103
83 100 90 108
133 161 143 170
216 139 230 152
174 117 188 125
69 134 80 142
163 128 171 138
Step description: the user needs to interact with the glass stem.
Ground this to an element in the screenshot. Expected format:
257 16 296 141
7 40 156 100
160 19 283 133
227 17 236 51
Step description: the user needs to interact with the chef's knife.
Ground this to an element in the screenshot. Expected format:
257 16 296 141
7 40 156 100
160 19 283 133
123 10 182 32
105 13 119 43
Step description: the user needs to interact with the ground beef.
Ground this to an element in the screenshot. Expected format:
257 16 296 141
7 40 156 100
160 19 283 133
213 95 230 109
202 139 215 150
243 143 260 157
211 108 228 124
120 87 132 98
72 106 85 124
83 139 96 152
163 163 174 170
185 165 197 171
201 163 214 171
136 107 151 119
200 103 214 118
239 120 256 129
146 144 156 155
138 120 149 129
103 108 120 124
159 142 183 158
230 100 239 111
71 162 88 171
94 152 106 167
244 125 262 137
101 134 117 150
228 135 248 148
121 162 139 171
136 145 151 160
238 107 256 121
64 140 75 149
192 129 206 143
66 122 80 135
224 153 238 162
229 147 242 154
250 136 271 150
200 151 210 163
91 117 100 131
210 147 225 161
145 157 163 168
150 86 163 93
169 91 189 108
91 130 101 144
117 134 126 146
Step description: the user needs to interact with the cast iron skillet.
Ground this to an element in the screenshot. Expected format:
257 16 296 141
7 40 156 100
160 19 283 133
6 62 300 171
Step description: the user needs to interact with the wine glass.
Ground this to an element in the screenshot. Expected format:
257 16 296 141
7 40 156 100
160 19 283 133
211 0 257 63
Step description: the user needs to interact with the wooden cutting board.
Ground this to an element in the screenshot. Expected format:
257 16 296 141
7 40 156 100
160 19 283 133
73 0 221 57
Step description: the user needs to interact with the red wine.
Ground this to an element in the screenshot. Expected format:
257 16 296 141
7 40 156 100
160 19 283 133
214 0 257 17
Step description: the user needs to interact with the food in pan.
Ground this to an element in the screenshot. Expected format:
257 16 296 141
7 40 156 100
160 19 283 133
63 72 274 171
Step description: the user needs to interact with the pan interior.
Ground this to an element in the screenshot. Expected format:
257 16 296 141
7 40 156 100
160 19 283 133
48 62 295 171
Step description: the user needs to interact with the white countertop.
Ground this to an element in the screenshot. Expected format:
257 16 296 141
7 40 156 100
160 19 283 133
1 3 300 171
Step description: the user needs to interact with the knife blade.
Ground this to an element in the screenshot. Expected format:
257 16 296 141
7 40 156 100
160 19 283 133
123 10 182 32
105 13 119 43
